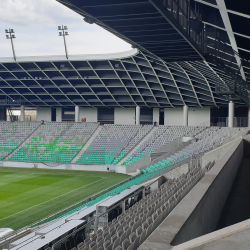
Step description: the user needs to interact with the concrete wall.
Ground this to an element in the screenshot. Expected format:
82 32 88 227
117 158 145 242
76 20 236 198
56 107 62 122
3 161 113 172
188 107 210 126
164 108 183 126
153 108 159 125
163 164 189 180
202 139 238 168
79 108 97 122
172 139 244 245
164 107 210 126
114 108 135 125
172 218 250 250
37 108 51 122
139 139 244 250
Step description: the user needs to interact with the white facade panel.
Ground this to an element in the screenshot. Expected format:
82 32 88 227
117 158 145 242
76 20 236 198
114 108 135 125
56 107 62 122
164 108 183 126
79 108 97 122
153 108 159 125
188 107 210 126
37 108 51 122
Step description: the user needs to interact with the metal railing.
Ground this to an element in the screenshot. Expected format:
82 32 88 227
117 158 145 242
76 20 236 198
160 0 206 53
6 115 37 122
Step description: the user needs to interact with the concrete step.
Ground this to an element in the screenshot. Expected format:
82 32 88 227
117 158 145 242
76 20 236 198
71 125 103 163
117 126 158 166
4 123 42 161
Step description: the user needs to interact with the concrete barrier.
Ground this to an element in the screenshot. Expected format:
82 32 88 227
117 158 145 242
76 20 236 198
2 161 120 173
139 138 244 250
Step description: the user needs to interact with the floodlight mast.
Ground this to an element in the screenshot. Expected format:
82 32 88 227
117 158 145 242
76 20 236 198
5 28 16 61
58 25 69 59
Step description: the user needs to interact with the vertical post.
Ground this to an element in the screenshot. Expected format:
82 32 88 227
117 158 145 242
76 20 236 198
142 188 146 198
62 25 68 60
20 105 25 122
228 101 234 127
75 105 79 122
136 106 140 125
10 35 16 61
153 108 159 126
183 105 188 126
122 200 126 213
248 108 250 127
94 214 98 234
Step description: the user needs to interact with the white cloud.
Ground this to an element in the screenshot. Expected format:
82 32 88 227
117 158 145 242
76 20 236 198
0 0 131 57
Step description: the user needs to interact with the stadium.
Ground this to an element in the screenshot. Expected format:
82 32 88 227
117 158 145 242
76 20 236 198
0 0 250 249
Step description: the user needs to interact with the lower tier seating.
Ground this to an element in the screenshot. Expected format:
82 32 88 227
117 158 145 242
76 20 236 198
9 122 99 163
68 167 204 250
0 121 40 160
122 125 205 166
76 125 144 165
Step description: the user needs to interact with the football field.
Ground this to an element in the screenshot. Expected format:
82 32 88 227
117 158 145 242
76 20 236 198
0 167 128 230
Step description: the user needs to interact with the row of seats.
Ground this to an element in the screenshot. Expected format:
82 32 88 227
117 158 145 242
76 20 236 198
0 122 40 160
69 167 204 250
140 127 247 174
45 127 247 222
9 122 99 163
122 126 205 166
76 125 152 165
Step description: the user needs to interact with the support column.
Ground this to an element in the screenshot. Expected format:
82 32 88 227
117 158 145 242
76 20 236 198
136 106 140 125
20 105 25 122
228 101 234 127
248 108 250 127
75 105 79 122
122 200 126 213
183 105 188 126
153 108 159 126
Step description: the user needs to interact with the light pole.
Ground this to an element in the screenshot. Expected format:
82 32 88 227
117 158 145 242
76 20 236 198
58 25 69 59
5 28 16 61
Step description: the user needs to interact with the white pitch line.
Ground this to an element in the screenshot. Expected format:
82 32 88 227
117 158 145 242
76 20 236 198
0 177 107 221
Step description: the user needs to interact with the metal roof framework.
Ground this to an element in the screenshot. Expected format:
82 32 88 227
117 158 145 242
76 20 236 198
0 50 240 107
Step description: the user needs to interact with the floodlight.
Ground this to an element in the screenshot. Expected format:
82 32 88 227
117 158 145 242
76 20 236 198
12 35 16 38
6 35 9 39
58 25 69 59
11 29 14 33
5 29 8 33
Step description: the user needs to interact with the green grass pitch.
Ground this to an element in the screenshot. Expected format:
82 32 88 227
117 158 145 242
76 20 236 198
0 167 128 230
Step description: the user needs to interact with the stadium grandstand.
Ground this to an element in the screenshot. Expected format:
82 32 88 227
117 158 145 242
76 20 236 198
0 0 250 250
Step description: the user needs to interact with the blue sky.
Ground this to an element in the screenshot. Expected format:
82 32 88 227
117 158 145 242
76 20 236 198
0 0 131 57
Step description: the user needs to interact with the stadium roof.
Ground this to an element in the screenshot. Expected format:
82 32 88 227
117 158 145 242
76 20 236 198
55 0 250 106
56 0 206 62
0 49 243 108
0 0 249 108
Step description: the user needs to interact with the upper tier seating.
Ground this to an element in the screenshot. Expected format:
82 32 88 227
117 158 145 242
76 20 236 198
9 122 98 163
122 126 205 166
76 125 153 165
0 122 40 160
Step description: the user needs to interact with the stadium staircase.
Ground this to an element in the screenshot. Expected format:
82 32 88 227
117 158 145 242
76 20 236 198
71 125 103 164
117 127 158 166
4 123 42 161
